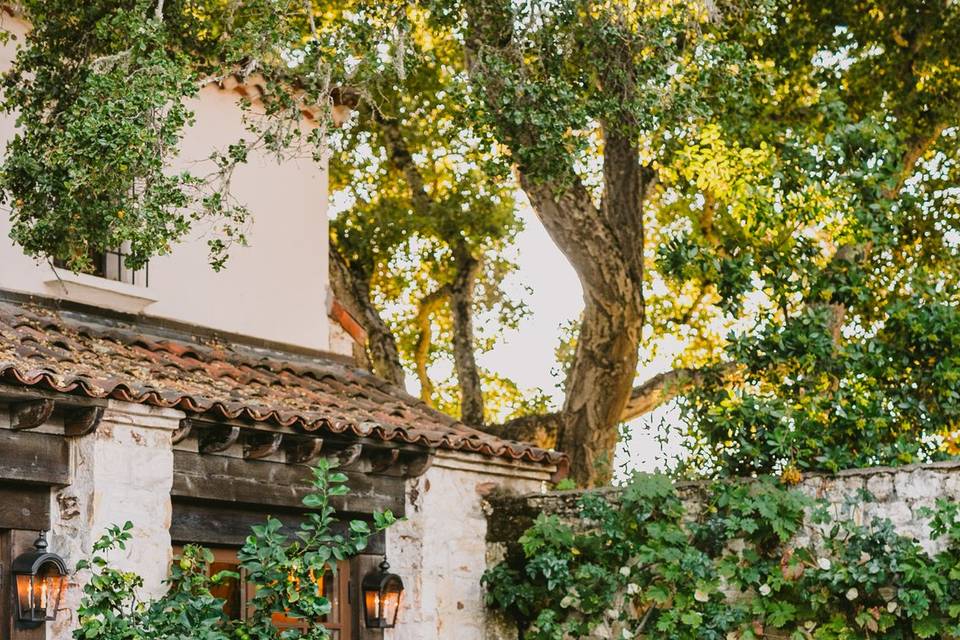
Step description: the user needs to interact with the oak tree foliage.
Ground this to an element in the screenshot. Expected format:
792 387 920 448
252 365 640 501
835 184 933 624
3 0 960 485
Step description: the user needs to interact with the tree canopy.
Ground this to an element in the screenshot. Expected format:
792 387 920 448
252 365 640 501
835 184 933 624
2 0 960 486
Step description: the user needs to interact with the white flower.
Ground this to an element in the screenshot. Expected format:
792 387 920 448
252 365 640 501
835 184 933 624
846 588 859 601
887 601 898 613
621 630 634 640
759 584 772 596
619 566 631 577
626 583 640 595
817 558 832 571
694 589 710 603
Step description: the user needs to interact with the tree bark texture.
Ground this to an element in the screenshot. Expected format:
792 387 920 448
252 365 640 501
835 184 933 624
516 128 649 486
328 246 406 388
450 250 485 426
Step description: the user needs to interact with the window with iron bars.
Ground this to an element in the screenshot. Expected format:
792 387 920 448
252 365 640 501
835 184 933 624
54 243 149 287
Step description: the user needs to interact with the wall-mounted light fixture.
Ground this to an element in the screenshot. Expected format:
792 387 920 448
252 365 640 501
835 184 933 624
12 532 67 628
361 559 403 629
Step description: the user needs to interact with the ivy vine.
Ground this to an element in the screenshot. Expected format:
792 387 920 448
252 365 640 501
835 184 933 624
485 473 960 639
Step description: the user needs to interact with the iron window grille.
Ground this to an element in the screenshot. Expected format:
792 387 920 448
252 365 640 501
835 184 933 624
54 243 149 287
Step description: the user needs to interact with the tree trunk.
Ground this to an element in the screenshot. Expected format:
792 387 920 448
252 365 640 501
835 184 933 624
556 294 643 483
413 287 448 406
450 249 485 426
328 245 406 388
509 126 647 485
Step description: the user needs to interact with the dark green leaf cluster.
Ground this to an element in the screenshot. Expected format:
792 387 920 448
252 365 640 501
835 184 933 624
485 474 960 639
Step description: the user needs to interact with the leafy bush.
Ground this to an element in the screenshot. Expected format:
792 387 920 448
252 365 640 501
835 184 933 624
74 459 396 640
485 473 960 639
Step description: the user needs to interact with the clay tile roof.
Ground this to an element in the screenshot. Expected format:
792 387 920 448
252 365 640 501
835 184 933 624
0 299 565 468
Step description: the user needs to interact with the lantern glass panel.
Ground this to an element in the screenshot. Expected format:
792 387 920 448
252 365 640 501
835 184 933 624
15 564 65 623
363 589 381 627
381 577 403 628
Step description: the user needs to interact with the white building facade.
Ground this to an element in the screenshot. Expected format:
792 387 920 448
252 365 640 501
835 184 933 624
0 14 563 640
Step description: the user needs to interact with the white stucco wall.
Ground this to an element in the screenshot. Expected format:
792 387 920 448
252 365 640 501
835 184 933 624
0 14 331 351
386 451 551 640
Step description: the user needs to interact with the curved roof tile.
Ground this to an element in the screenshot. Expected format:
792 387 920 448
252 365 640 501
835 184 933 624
0 300 566 468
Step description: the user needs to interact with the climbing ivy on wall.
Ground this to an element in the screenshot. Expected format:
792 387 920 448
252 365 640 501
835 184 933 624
484 474 960 639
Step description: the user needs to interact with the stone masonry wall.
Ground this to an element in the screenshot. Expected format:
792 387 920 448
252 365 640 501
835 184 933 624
386 451 552 640
48 401 183 640
484 460 960 638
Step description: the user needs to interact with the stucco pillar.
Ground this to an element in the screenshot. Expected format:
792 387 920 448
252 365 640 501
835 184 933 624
385 452 550 640
48 400 183 640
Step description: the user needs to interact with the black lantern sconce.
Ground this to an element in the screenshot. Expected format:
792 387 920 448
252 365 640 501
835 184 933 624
12 532 67 628
361 559 404 629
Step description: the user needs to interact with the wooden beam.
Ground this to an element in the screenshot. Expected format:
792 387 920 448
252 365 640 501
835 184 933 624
333 443 363 468
172 419 193 445
63 406 104 437
9 399 54 430
198 426 240 454
171 498 386 553
172 450 405 516
0 430 70 485
369 448 400 474
244 433 283 460
0 385 106 408
404 452 435 478
285 437 325 464
0 483 50 530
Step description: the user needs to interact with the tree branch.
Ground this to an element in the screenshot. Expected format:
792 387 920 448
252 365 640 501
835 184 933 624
375 110 433 219
413 286 450 406
450 248 485 426
482 363 741 449
621 364 738 422
328 244 406 388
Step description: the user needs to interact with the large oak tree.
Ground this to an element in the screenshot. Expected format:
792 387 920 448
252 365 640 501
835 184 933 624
3 0 960 486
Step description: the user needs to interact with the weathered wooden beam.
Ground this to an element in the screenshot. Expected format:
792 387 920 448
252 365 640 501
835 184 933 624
333 443 363 469
0 385 106 408
198 425 240 454
63 406 104 437
0 430 70 485
404 452 435 478
172 450 405 516
171 498 386 553
244 433 284 460
285 437 325 464
0 483 50 530
9 399 55 430
369 448 400 474
172 418 193 445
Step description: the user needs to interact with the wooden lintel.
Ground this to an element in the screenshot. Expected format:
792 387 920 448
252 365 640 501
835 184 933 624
404 452 435 478
9 399 55 430
198 426 240 454
63 406 104 437
369 448 400 474
172 419 193 445
244 433 284 460
285 437 325 464
333 443 363 468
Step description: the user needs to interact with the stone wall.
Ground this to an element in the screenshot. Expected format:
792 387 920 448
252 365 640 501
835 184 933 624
386 451 551 640
484 460 960 638
49 401 183 640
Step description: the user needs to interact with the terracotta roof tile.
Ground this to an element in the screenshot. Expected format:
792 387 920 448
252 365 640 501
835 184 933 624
0 300 565 469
